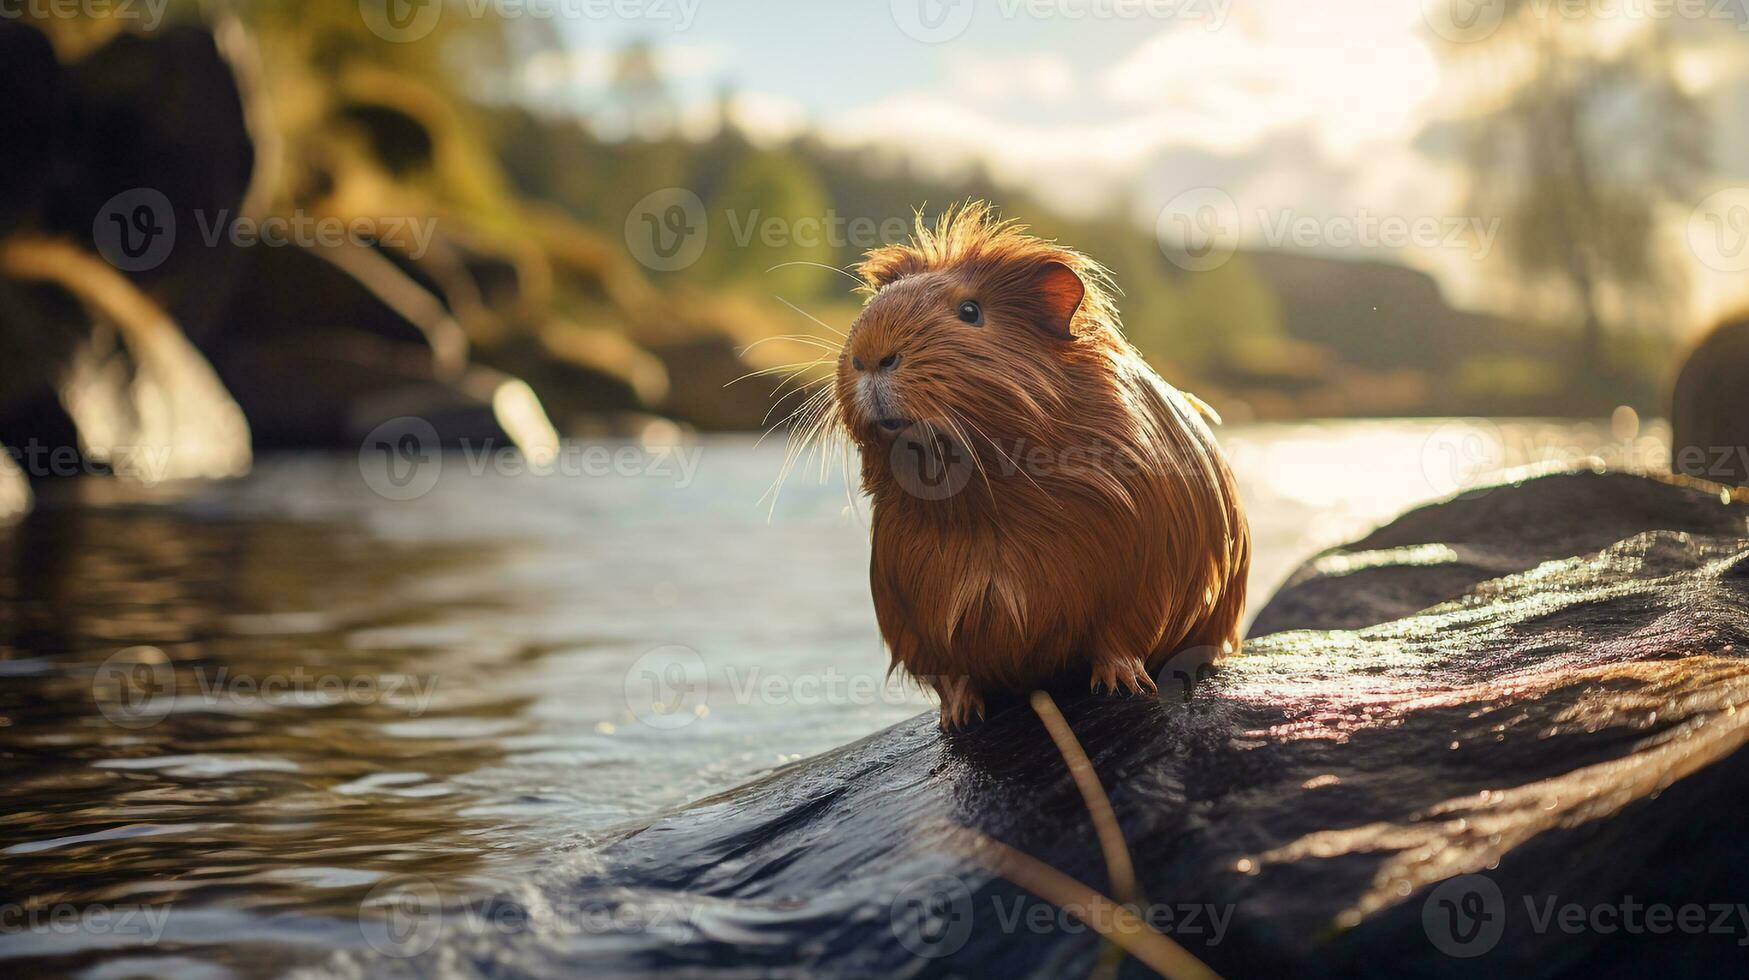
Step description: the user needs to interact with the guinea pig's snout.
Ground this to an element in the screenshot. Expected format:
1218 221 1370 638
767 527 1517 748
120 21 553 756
851 352 901 373
851 353 909 435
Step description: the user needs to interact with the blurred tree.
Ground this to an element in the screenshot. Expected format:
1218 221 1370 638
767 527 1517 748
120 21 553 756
1161 254 1285 373
697 152 835 299
1430 9 1706 394
606 39 676 140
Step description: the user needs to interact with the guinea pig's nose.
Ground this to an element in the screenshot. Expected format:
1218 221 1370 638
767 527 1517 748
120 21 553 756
851 353 902 373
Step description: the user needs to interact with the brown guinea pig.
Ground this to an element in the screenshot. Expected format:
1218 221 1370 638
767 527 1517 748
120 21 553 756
832 203 1250 729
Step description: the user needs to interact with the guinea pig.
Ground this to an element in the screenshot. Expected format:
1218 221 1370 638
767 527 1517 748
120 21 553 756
833 203 1250 729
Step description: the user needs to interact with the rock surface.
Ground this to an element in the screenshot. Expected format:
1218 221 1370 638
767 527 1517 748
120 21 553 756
336 470 1749 978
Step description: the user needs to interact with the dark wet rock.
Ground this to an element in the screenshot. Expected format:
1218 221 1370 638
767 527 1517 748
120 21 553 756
0 451 27 521
51 23 258 337
0 238 251 486
651 332 785 433
1250 470 1748 635
1672 315 1749 488
0 19 562 458
212 241 465 372
0 22 257 484
335 101 437 177
335 470 1749 978
487 324 669 429
203 241 557 450
359 230 667 426
0 21 68 239
0 273 88 444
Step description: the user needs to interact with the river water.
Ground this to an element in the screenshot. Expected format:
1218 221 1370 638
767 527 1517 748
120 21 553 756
0 419 1667 977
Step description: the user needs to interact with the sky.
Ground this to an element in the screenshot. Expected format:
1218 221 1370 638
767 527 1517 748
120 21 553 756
522 0 1749 325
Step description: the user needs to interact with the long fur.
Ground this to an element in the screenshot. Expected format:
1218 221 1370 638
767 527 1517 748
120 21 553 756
833 204 1250 722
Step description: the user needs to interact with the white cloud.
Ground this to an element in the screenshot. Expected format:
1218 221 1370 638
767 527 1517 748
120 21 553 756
676 90 810 145
1098 4 1440 159
945 52 1077 105
521 42 730 97
812 0 1449 219
818 93 1190 214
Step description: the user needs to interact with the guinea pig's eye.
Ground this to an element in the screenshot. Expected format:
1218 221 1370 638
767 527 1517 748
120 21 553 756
956 300 983 326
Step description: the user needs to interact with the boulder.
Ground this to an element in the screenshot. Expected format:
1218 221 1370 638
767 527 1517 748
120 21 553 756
0 237 251 486
1672 315 1749 488
52 22 258 344
340 470 1749 978
650 332 788 433
206 241 528 450
0 20 68 239
1248 469 1749 635
0 450 27 522
0 18 564 458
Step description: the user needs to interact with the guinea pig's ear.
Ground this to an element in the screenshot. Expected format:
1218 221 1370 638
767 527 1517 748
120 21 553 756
1030 261 1085 340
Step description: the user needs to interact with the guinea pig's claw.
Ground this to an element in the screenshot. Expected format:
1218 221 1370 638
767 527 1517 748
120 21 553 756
1092 657 1158 697
937 688 986 731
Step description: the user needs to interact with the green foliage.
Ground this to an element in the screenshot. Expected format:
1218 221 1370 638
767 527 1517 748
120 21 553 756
694 152 836 299
1157 255 1286 373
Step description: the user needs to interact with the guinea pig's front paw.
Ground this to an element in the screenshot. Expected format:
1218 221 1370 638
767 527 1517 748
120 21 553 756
936 686 986 731
1091 654 1158 696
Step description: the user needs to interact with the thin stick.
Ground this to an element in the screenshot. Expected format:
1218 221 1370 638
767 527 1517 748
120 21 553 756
1030 691 1138 905
950 828 1223 980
